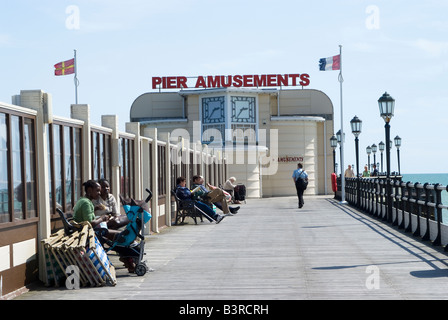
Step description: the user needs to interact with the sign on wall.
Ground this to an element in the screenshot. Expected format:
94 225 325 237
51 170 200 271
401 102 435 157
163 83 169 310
278 156 304 163
152 74 310 90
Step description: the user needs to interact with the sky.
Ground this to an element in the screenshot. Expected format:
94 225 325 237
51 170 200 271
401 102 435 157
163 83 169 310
1 0 447 175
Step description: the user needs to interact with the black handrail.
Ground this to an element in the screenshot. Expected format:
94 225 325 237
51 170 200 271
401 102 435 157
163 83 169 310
338 176 448 251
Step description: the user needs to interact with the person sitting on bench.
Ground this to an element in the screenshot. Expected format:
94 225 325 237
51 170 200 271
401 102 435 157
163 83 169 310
176 177 226 224
191 175 240 215
73 180 121 241
223 177 241 204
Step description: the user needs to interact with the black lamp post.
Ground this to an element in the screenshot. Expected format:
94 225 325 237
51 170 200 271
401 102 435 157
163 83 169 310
350 116 362 207
330 135 338 174
371 144 377 172
366 146 372 171
378 141 385 173
394 135 402 175
336 130 345 176
378 92 395 223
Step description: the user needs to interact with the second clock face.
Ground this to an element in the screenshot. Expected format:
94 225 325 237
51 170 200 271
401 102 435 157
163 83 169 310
232 97 255 123
202 97 225 123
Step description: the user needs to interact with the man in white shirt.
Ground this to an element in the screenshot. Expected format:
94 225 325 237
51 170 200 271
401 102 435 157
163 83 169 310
344 165 355 178
292 163 308 209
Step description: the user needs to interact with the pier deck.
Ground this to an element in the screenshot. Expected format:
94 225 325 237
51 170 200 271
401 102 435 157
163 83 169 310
16 195 448 300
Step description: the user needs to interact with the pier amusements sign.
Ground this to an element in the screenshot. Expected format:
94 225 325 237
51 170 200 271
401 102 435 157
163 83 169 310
152 73 310 90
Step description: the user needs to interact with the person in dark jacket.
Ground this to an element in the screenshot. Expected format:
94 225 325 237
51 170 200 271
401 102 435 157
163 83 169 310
292 163 308 208
176 177 226 224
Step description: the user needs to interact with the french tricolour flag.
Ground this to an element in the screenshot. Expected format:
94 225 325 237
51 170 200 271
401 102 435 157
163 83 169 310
319 55 340 71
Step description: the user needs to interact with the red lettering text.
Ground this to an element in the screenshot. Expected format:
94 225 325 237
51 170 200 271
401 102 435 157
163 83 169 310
195 76 206 88
178 76 188 88
152 73 310 89
253 75 267 87
299 74 310 86
207 76 220 88
233 75 243 87
152 77 162 89
267 74 277 86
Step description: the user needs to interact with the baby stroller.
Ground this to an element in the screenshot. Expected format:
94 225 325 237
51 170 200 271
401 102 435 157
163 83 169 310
102 189 153 276
57 189 152 276
56 189 152 276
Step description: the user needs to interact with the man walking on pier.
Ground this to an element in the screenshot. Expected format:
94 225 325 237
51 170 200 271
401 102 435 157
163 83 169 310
292 163 308 208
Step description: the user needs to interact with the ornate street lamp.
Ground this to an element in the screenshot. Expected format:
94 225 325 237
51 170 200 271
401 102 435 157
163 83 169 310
394 135 402 175
366 145 372 170
371 144 377 172
336 130 345 176
330 135 338 174
378 92 395 222
336 129 345 144
350 116 362 207
379 92 395 122
378 141 385 173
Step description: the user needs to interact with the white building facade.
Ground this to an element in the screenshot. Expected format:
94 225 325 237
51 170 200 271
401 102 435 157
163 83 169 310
131 85 335 198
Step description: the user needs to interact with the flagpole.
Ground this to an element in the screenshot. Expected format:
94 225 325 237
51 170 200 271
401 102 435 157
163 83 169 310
74 49 79 104
338 44 347 204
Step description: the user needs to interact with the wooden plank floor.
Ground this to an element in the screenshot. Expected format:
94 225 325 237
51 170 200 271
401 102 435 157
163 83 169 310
16 195 448 300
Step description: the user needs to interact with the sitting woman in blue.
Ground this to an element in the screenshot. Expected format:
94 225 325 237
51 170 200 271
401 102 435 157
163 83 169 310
176 177 226 224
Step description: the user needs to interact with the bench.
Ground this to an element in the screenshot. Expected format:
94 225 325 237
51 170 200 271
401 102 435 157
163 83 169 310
171 189 204 225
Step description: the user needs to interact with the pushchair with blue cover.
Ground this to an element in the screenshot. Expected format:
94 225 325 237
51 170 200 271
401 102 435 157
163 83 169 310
101 189 153 276
57 189 152 276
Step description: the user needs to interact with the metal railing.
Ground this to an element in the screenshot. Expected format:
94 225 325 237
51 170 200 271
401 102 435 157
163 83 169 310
337 176 448 251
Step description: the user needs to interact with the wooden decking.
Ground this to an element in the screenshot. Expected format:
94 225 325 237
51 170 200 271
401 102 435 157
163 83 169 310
16 195 448 300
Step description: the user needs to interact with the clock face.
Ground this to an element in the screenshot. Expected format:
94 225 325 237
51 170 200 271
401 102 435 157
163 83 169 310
202 97 225 123
232 97 255 123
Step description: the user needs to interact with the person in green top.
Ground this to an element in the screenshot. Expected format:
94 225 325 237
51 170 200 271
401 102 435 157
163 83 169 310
362 165 370 177
73 180 119 241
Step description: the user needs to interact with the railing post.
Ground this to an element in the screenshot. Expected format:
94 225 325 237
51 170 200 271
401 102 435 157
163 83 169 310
358 178 363 209
381 179 387 221
433 183 442 246
361 178 368 211
405 182 417 233
404 182 413 231
422 184 432 241
445 186 448 252
386 178 393 222
374 179 379 217
372 177 378 216
364 178 368 212
378 179 383 219
392 179 399 226
399 181 406 229
413 183 423 237
368 178 373 214
364 179 369 212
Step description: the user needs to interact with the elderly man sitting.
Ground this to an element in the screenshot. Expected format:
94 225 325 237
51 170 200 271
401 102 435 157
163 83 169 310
191 175 240 215
223 177 241 204
176 176 226 223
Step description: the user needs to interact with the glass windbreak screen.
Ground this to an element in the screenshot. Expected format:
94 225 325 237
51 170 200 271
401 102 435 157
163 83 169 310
0 113 9 222
11 116 23 220
24 118 37 218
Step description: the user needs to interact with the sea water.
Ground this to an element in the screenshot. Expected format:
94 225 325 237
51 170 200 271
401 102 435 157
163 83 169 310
401 173 448 222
